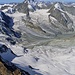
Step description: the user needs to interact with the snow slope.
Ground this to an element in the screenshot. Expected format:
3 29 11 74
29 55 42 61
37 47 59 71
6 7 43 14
11 46 75 75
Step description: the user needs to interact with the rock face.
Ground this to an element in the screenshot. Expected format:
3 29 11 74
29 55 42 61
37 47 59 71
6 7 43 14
0 61 21 75
15 0 47 13
0 11 13 35
49 2 75 15
58 2 75 15
0 11 21 45
48 2 74 34
15 1 35 13
15 3 28 13
0 11 13 28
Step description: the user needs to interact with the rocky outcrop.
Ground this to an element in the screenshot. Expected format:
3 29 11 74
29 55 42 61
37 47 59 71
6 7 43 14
0 57 29 75
15 2 28 13
0 61 21 75
15 2 34 13
0 11 20 35
0 44 30 75
0 11 21 45
48 2 74 34
48 2 75 15
58 2 75 15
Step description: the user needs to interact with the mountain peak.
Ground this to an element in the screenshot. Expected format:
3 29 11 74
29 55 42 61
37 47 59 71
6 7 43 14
54 2 61 9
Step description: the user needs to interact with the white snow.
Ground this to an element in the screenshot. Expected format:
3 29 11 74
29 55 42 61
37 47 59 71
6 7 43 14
0 3 14 13
11 46 75 75
2 9 8 12
37 2 47 8
28 4 33 10
7 45 25 56
54 3 61 9
2 4 14 7
54 3 64 12
61 13 67 20
0 4 14 8
50 16 57 21
38 3 43 8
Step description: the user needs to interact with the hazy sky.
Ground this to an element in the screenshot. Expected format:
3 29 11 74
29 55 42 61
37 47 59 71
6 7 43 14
0 0 75 3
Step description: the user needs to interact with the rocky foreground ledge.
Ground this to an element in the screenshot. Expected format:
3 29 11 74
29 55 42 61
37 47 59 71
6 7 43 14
0 45 29 75
0 56 30 75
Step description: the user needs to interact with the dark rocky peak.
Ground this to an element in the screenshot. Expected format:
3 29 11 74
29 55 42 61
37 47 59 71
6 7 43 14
0 11 13 28
0 11 21 39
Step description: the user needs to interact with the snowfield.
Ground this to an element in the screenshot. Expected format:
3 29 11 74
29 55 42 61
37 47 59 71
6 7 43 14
11 45 75 75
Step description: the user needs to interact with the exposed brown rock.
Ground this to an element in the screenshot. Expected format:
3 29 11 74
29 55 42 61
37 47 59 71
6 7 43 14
0 61 21 75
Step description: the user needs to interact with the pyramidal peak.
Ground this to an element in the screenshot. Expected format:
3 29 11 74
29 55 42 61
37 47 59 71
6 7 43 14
54 2 61 9
54 2 64 12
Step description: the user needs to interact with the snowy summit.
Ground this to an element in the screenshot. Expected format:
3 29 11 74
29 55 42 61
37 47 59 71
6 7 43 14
54 3 61 10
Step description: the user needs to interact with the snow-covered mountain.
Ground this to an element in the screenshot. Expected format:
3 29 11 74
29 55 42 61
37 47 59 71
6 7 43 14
15 1 47 13
48 2 74 34
0 3 16 14
51 2 75 15
1 1 75 75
